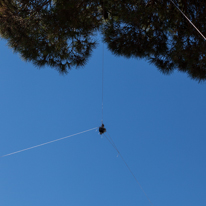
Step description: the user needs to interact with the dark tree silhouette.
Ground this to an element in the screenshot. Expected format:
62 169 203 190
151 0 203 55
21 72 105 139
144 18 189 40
0 0 206 80
103 0 206 81
0 0 102 73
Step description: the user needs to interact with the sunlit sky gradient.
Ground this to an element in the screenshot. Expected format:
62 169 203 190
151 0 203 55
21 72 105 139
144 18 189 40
0 38 206 206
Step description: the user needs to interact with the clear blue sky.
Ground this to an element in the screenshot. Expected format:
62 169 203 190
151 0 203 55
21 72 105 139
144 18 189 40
0 37 206 206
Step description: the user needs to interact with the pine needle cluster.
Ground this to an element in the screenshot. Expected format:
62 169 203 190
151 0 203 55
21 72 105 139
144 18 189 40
0 0 206 81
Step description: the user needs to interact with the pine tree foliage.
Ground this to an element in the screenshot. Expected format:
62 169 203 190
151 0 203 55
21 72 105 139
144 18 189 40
103 0 206 81
0 0 101 73
0 0 206 80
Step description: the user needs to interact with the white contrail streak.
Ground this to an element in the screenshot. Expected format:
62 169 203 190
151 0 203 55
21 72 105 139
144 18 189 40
0 127 97 158
170 0 206 41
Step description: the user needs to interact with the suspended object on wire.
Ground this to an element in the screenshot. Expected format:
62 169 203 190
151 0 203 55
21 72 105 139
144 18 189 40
99 123 106 135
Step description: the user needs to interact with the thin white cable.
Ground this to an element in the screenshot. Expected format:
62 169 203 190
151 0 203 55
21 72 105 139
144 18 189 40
101 0 105 124
104 132 153 206
102 41 104 124
169 0 206 41
0 127 97 158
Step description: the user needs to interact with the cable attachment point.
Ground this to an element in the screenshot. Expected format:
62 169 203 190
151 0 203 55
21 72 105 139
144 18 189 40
99 123 106 135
